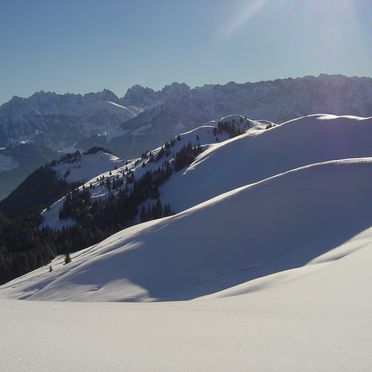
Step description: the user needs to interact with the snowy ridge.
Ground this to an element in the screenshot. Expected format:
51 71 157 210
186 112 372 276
161 114 372 211
40 115 261 229
52 150 123 184
3 157 372 301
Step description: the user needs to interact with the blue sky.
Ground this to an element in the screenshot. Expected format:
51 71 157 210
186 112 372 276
1 0 371 104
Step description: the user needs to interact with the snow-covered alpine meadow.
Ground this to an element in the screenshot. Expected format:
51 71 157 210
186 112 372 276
1 225 371 371
1 114 372 371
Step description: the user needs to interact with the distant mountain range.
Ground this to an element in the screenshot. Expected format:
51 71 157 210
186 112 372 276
0 74 371 199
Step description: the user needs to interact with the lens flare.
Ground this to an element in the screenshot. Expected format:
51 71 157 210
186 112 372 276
221 0 268 39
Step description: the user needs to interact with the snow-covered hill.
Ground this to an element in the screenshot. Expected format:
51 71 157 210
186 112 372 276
39 114 372 233
1 226 371 371
3 158 372 301
161 114 372 212
51 149 124 184
1 112 372 371
39 116 264 229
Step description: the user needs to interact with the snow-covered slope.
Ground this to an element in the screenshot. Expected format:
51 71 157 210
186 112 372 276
38 149 124 229
1 226 371 371
40 116 262 229
1 112 372 371
40 114 372 231
52 150 123 184
3 158 372 301
161 114 372 212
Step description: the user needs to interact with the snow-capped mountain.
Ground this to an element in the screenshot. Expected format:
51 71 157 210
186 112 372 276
90 74 372 158
2 74 371 158
1 74 371 200
0 89 141 150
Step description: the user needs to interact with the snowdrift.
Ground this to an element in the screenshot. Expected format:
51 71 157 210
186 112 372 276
3 158 372 302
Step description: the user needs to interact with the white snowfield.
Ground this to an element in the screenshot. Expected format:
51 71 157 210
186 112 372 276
1 114 372 371
161 114 372 211
1 203 372 371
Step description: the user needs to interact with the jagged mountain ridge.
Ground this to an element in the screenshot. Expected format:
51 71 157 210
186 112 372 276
0 89 141 149
2 74 372 154
95 74 372 158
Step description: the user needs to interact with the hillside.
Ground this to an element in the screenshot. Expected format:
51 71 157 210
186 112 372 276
1 114 372 371
0 148 121 218
0 222 372 372
1 225 371 371
3 158 372 301
160 114 372 212
39 115 259 230
0 143 60 200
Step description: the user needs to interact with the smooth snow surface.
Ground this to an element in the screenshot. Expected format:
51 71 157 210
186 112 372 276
161 114 372 211
1 226 372 371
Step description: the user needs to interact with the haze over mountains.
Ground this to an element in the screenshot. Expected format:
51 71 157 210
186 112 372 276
0 74 372 200
1 74 371 200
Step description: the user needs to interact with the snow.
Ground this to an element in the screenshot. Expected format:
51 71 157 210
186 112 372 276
4 157 372 302
1 114 372 370
160 114 372 212
39 196 75 230
1 219 372 371
40 117 256 230
53 151 123 184
39 151 124 229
